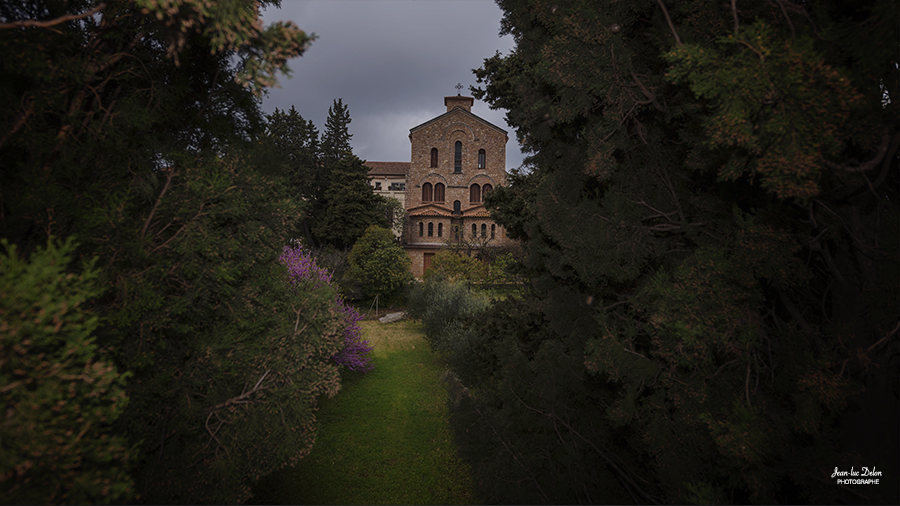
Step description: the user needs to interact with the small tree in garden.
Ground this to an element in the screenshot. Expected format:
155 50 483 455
280 243 374 373
346 226 413 300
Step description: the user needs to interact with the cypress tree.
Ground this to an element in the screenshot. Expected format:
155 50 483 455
444 0 900 503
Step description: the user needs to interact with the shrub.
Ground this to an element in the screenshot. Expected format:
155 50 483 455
346 226 413 300
424 250 485 282
407 277 489 355
280 244 374 373
0 237 133 504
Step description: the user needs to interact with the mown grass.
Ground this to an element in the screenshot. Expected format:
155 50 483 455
250 320 479 505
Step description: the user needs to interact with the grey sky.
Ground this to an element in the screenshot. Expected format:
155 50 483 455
259 0 524 170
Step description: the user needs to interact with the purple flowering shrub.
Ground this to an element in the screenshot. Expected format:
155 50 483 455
333 300 375 372
279 243 374 372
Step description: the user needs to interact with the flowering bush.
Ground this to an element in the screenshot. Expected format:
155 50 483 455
333 300 375 372
279 243 374 372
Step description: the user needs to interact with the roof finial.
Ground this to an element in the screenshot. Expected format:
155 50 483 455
455 82 463 96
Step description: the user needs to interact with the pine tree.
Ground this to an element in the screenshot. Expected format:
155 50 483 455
264 105 320 196
320 98 354 166
316 98 354 208
313 155 389 249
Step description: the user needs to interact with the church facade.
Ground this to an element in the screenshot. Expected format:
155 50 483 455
366 95 513 278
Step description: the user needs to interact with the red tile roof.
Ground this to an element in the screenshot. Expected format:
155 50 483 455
407 204 452 217
463 207 493 218
365 161 410 176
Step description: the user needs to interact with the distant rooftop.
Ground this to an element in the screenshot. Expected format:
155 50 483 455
365 161 410 176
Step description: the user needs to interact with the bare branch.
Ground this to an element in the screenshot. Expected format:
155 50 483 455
151 202 207 252
744 361 752 408
868 319 900 353
630 71 666 112
706 358 740 380
825 129 899 173
140 169 176 241
655 0 682 46
206 369 272 413
0 3 106 30
731 0 740 34
774 0 796 38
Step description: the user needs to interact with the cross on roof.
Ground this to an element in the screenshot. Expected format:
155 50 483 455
455 83 463 95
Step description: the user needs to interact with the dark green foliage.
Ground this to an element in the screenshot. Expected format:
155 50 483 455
108 155 344 504
346 225 413 299
424 250 486 282
313 155 390 249
0 237 133 504
0 2 347 504
320 98 354 169
262 106 320 198
443 0 900 503
407 278 489 357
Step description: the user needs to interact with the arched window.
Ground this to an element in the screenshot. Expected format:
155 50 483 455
481 224 487 237
478 149 486 169
434 182 445 202
471 224 477 237
419 222 424 237
454 141 462 173
453 200 461 214
430 148 438 168
438 223 443 237
470 183 481 204
482 183 493 196
422 182 433 202
428 222 433 237
491 224 496 239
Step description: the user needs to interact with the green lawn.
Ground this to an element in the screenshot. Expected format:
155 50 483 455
250 320 479 505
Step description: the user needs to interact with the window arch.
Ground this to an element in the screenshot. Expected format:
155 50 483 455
470 183 481 204
419 222 424 237
481 224 487 237
454 141 462 173
453 200 461 214
478 149 486 169
422 182 433 202
482 183 493 196
491 224 496 239
472 224 477 237
438 223 443 237
434 182 445 202
430 147 438 167
428 222 434 237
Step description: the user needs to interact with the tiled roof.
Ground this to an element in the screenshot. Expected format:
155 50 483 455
463 207 493 218
365 161 410 175
407 204 452 217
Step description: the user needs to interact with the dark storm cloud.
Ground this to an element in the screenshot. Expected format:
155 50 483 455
260 0 524 169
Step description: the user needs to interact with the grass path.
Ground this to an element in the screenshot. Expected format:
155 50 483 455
251 320 479 505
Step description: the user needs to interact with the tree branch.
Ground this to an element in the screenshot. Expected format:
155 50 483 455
731 0 740 34
867 319 900 354
630 71 666 112
655 0 682 45
140 169 176 241
0 3 106 30
824 129 899 173
206 369 272 413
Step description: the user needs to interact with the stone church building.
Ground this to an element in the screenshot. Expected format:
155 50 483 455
366 94 513 278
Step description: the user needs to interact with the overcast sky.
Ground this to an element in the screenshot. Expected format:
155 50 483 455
259 0 524 169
